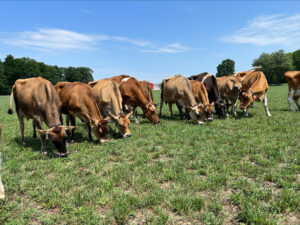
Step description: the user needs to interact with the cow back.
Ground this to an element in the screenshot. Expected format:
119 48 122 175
242 71 269 94
13 77 61 124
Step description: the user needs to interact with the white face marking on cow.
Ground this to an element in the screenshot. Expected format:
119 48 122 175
121 77 131 82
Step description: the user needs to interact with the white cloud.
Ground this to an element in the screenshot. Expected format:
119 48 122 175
142 43 194 53
0 28 194 53
221 14 300 48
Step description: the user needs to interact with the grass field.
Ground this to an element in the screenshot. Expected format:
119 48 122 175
0 84 299 224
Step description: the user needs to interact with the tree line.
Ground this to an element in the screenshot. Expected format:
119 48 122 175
0 55 94 95
216 49 300 84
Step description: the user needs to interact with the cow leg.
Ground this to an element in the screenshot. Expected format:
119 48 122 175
32 120 37 139
287 89 295 111
17 113 25 145
294 97 300 110
176 103 183 120
244 108 249 117
69 115 76 142
232 99 238 117
34 118 47 155
263 94 271 117
133 107 139 124
86 122 93 141
60 113 64 125
168 103 173 117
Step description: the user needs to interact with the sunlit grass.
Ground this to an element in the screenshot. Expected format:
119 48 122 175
0 84 299 224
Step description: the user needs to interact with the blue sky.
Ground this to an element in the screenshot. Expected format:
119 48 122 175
0 1 300 83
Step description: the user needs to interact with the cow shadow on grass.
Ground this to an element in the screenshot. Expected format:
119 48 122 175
12 136 67 158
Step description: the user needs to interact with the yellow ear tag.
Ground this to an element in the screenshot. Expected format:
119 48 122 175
90 122 93 127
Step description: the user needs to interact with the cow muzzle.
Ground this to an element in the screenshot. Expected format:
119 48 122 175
123 133 132 138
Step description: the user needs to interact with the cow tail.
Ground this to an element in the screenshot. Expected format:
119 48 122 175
7 85 14 114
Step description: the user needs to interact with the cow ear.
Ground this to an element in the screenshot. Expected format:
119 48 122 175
211 102 214 106
36 129 49 135
109 113 117 121
104 117 110 122
126 111 133 118
60 126 76 131
231 78 235 82
187 106 192 111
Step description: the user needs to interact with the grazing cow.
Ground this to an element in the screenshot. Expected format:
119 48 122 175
111 75 160 124
160 75 205 124
239 71 271 117
55 82 109 143
189 80 214 121
284 71 300 111
216 75 242 116
188 73 227 118
132 81 155 123
88 79 133 138
7 77 74 156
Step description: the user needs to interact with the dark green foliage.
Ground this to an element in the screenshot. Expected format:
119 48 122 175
292 49 300 70
0 55 94 94
252 50 293 84
216 59 235 77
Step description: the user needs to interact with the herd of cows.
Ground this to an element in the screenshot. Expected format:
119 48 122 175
0 69 299 199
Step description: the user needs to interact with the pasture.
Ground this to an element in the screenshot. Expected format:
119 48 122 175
0 84 299 224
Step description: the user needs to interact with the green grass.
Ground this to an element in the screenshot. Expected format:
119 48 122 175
0 84 299 224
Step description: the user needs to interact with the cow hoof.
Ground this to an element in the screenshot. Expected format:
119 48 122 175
41 151 47 156
60 152 69 157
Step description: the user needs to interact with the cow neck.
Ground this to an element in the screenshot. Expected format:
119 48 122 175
44 104 61 128
87 98 103 124
136 90 149 110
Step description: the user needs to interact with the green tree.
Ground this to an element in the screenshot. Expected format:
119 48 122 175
292 49 300 70
0 60 9 94
253 50 293 84
216 59 235 77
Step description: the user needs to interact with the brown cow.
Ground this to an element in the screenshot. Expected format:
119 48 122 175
239 71 271 117
132 81 155 123
55 82 109 143
111 75 159 124
7 77 75 156
216 75 242 116
190 80 214 121
88 79 133 138
160 75 205 124
284 71 300 111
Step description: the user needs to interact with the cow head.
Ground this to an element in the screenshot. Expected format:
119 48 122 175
144 103 160 124
215 100 227 119
37 125 76 157
240 90 255 112
200 102 214 121
91 118 110 143
109 112 132 138
230 77 242 91
187 104 205 125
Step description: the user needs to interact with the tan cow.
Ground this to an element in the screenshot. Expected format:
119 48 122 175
190 80 214 121
160 75 205 124
216 75 242 116
88 79 133 138
284 71 300 111
132 81 155 123
55 82 109 143
239 71 271 117
7 77 75 156
111 75 160 124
